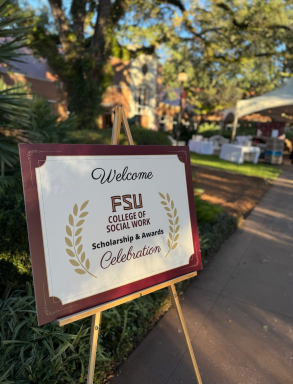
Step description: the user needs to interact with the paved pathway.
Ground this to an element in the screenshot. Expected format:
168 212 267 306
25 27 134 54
111 168 293 384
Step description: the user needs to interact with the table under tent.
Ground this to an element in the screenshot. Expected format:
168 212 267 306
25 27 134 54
221 78 293 164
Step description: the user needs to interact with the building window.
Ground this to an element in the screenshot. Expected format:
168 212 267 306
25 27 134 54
103 109 112 128
159 115 168 131
135 87 149 115
142 64 148 75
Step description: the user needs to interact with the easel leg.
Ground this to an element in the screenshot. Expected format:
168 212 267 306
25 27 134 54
87 312 102 384
168 284 203 384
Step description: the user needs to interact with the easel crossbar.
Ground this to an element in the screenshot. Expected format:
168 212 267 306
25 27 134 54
57 271 197 326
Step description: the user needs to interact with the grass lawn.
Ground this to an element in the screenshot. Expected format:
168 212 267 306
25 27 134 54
190 153 282 180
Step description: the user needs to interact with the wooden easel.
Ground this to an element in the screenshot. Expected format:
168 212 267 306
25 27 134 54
57 106 203 384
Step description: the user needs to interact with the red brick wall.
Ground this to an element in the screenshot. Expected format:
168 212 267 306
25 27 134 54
1 72 68 119
1 72 59 101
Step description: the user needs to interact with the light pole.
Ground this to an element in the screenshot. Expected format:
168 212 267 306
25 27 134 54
177 72 188 145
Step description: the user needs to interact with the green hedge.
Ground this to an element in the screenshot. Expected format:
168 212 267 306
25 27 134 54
66 126 171 146
285 129 293 141
0 195 31 291
0 282 169 384
0 196 171 383
197 122 256 139
0 194 234 290
0 193 237 382
198 213 237 261
194 195 222 223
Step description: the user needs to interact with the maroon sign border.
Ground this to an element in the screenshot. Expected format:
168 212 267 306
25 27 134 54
19 143 202 325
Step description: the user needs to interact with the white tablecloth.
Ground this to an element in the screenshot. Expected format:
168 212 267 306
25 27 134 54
219 144 261 164
235 135 252 145
188 140 214 155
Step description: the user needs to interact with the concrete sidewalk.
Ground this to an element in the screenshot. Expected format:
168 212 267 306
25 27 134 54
111 168 293 384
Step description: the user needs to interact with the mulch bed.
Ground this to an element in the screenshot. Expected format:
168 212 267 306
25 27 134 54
192 165 273 218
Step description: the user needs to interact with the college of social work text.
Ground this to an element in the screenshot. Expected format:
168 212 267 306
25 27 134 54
106 194 152 233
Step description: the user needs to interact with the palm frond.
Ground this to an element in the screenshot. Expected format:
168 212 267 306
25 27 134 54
0 175 18 194
0 0 32 65
0 88 30 128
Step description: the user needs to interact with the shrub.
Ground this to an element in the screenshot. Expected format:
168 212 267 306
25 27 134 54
0 191 231 290
130 126 171 145
0 192 237 382
66 126 171 146
28 95 78 142
171 124 197 144
198 212 237 261
197 122 220 138
0 194 31 292
194 195 222 223
285 129 293 141
197 122 256 139
0 282 169 383
194 193 237 262
0 194 28 254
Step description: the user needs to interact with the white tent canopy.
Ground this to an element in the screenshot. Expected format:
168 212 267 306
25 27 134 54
236 78 293 119
230 78 293 139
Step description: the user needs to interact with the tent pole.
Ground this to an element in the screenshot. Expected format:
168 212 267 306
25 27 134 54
231 116 238 142
219 120 224 135
231 104 238 142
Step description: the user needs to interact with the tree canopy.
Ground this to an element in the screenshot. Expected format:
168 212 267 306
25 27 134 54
24 0 293 122
27 0 186 128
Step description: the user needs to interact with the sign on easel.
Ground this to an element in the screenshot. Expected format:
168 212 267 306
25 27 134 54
20 143 201 325
19 106 203 384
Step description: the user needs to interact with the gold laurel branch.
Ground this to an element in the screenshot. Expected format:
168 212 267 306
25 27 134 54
65 200 97 278
158 192 180 257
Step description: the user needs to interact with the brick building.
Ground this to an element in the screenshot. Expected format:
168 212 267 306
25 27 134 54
0 51 68 119
0 51 163 129
100 54 161 129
